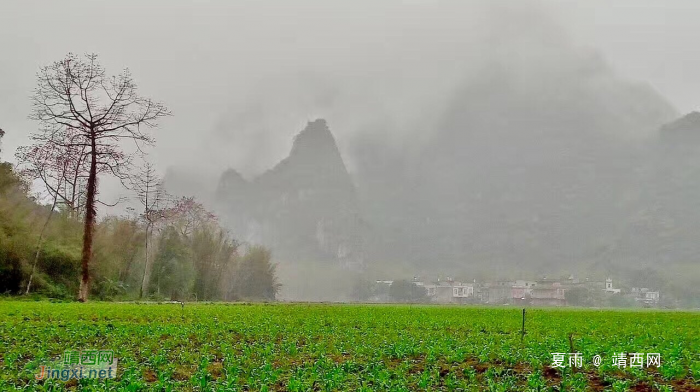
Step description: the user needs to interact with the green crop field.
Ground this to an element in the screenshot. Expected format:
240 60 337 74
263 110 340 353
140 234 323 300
0 301 698 391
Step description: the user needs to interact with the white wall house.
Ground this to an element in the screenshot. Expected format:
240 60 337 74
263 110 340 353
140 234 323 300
604 278 621 294
452 284 474 298
632 287 660 305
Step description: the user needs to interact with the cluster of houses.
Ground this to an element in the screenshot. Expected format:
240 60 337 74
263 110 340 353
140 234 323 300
376 276 661 307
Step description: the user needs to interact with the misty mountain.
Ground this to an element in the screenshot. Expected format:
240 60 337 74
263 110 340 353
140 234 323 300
162 19 700 299
167 109 700 300
171 92 697 297
618 112 700 268
660 111 700 139
213 119 364 267
352 51 684 278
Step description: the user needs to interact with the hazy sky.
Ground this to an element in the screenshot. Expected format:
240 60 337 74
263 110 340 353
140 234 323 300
1 0 699 192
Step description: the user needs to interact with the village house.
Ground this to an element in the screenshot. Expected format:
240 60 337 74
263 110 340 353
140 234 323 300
530 281 567 306
604 278 621 294
480 280 538 304
482 281 513 304
452 282 474 301
511 280 537 304
417 278 475 304
373 274 657 307
631 287 660 306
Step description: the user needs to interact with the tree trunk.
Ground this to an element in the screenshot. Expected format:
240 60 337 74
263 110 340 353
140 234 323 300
78 138 98 302
140 223 151 299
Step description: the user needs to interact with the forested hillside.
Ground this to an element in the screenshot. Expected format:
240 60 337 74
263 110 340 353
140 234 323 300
0 132 278 301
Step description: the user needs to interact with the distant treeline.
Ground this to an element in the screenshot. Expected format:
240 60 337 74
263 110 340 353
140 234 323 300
0 161 279 301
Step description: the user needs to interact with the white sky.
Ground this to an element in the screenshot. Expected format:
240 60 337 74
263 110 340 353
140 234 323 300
1 0 699 198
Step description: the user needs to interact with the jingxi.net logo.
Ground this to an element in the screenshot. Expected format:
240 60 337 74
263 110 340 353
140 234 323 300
35 350 118 381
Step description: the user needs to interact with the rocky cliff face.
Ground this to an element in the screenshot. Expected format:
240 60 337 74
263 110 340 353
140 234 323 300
624 112 700 268
171 108 700 299
214 119 364 268
352 55 681 276
660 111 700 141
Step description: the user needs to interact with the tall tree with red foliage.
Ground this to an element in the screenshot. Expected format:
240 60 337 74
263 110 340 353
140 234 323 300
28 53 170 302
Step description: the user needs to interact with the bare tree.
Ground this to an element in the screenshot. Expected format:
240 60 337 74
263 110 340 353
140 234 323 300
16 126 89 218
28 53 170 302
131 162 170 299
15 140 70 295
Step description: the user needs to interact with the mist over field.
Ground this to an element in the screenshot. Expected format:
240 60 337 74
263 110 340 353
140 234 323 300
2 1 700 303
